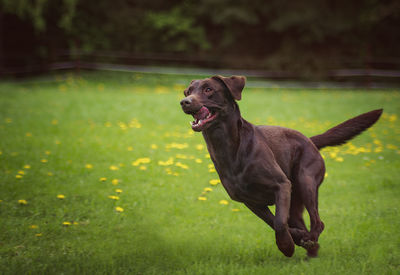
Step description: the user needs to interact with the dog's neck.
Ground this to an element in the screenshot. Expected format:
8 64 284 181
202 105 251 170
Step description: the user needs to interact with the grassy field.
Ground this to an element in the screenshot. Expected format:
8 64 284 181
0 71 399 274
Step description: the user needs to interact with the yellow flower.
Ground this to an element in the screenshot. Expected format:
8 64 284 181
325 172 328 178
51 119 59 125
196 144 204 150
175 162 189 169
129 118 142 128
18 170 25 175
26 132 32 137
158 157 174 166
139 165 147 170
23 164 31 169
132 157 151 166
389 114 397 122
41 159 48 163
16 174 23 179
198 196 207 201
115 189 123 193
99 177 107 182
109 165 119 171
151 144 158 149
115 206 124 212
204 154 211 159
209 179 221 186
155 85 168 94
165 168 173 175
204 187 213 192
108 195 120 200
63 221 72 226
85 164 93 169
335 157 344 162
47 172 53 176
373 139 382 145
127 146 134 151
165 143 188 150
232 208 240 212
18 199 28 205
97 83 105 91
112 179 119 185
45 151 51 155
195 159 203 164
35 233 42 237
57 194 65 199
30 225 38 229
329 152 337 159
73 221 79 225
59 84 67 92
387 144 398 150
219 200 229 205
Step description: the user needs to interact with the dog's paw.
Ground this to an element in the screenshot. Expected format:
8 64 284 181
276 230 295 257
300 239 315 249
300 239 320 257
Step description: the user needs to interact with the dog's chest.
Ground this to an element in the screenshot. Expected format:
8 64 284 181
214 162 277 205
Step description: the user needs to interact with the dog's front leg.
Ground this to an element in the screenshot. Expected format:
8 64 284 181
274 180 295 257
244 202 275 229
245 202 308 246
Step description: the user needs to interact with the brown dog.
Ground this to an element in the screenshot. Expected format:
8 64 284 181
180 75 382 257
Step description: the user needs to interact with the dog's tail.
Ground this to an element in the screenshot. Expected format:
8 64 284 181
310 109 383 150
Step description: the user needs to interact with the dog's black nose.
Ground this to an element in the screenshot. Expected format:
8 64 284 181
180 98 192 107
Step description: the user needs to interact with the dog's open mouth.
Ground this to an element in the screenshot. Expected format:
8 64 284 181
191 106 217 131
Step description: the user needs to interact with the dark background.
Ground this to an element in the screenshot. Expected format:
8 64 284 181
1 0 400 80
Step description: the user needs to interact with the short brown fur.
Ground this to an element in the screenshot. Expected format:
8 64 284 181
180 75 383 257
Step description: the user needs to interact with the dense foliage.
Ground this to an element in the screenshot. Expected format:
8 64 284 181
1 0 400 75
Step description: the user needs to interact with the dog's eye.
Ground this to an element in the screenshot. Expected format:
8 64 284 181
204 87 212 94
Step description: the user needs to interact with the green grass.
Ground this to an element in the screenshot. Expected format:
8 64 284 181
0 71 399 274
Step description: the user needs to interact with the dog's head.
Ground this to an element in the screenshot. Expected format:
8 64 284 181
180 75 246 132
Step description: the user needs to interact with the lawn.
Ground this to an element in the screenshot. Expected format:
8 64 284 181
0 71 399 274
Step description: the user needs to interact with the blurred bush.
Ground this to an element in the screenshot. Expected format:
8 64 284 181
1 0 400 77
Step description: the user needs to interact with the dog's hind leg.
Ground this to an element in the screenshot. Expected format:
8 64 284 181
297 173 325 257
288 192 307 230
288 192 309 246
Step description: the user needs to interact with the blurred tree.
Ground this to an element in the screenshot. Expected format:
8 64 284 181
145 6 210 52
1 0 48 31
1 0 399 76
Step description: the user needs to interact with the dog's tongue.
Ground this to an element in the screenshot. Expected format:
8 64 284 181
193 106 210 120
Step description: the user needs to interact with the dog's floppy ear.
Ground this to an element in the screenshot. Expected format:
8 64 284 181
212 75 246 101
